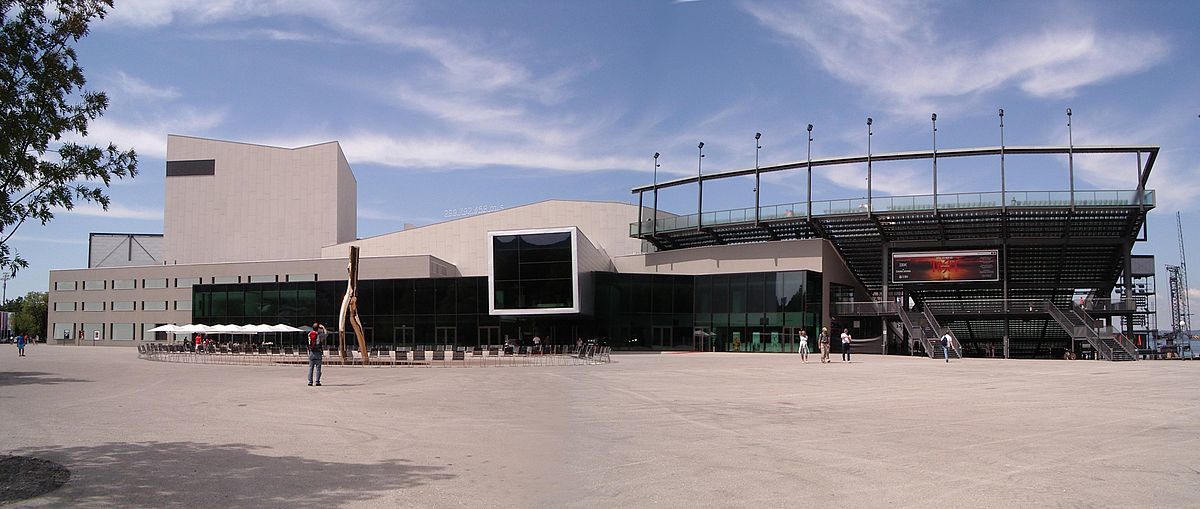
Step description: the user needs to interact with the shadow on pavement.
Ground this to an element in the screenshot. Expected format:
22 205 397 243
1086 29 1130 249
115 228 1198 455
0 372 91 387
12 441 454 507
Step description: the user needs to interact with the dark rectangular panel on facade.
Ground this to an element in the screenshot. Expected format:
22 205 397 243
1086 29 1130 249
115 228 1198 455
166 159 215 177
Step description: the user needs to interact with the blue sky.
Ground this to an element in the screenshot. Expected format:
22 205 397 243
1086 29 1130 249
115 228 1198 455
7 0 1200 312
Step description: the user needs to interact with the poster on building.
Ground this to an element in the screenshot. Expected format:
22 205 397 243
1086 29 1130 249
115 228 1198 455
892 250 999 283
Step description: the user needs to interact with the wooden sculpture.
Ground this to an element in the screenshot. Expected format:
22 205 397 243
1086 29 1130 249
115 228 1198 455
338 245 369 365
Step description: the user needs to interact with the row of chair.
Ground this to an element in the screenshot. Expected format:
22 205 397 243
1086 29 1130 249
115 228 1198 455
138 342 612 367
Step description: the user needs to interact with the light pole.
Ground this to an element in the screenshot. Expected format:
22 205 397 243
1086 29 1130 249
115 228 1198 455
653 152 660 236
0 269 13 306
866 117 873 214
999 108 1006 209
754 132 762 225
806 124 814 220
1067 108 1074 210
932 113 938 211
696 142 705 229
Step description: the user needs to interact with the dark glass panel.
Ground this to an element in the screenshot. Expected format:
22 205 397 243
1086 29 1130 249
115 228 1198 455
747 273 765 313
711 274 729 312
414 279 436 314
435 278 457 315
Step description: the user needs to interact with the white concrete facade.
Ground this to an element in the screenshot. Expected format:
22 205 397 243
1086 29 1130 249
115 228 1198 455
163 135 356 264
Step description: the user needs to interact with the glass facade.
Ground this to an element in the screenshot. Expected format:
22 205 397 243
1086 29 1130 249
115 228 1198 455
492 232 574 311
192 269 824 352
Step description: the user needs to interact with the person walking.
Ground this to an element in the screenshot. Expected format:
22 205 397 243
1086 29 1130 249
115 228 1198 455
307 323 324 386
818 327 831 363
841 328 852 363
16 334 26 357
940 332 953 362
797 329 809 363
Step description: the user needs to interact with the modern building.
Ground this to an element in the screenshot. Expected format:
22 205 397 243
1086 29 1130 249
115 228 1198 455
47 135 1159 360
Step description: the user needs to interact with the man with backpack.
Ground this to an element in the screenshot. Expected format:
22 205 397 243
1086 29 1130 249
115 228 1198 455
307 323 325 386
940 332 953 362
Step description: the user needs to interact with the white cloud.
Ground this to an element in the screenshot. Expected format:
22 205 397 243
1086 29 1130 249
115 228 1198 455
317 133 642 173
56 202 162 221
110 71 180 101
741 0 1169 114
77 108 226 159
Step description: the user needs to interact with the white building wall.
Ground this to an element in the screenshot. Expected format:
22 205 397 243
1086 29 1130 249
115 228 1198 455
323 201 653 276
163 135 355 264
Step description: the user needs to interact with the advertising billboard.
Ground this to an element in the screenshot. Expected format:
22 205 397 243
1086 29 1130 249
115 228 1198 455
892 250 999 283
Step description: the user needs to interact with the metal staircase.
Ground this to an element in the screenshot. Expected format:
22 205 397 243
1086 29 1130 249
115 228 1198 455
897 306 962 360
1045 301 1138 361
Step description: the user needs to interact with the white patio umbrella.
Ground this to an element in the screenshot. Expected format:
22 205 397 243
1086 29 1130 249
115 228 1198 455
145 324 179 333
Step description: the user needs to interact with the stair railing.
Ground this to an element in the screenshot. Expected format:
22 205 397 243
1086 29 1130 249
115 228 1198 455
897 309 936 359
1046 300 1113 360
922 307 962 358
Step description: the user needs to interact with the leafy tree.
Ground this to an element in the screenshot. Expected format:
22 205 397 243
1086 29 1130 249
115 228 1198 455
11 290 46 337
1 0 137 274
0 293 23 311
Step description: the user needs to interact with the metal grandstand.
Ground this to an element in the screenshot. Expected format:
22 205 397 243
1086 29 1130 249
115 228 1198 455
629 145 1157 359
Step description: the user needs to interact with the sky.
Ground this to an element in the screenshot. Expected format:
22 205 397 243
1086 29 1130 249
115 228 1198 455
6 0 1200 320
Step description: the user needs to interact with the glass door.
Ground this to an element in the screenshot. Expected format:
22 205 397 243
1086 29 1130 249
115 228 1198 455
478 326 500 347
652 326 672 349
393 326 414 349
436 326 456 349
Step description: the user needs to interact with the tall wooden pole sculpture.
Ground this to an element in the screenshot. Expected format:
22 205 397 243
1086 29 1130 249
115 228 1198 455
338 246 369 365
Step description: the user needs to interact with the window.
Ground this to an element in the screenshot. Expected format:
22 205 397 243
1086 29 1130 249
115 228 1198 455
55 281 77 291
83 280 105 290
142 301 168 311
286 273 316 282
213 275 240 284
175 277 201 288
82 301 104 312
143 323 168 341
82 323 104 340
143 278 168 289
112 301 135 311
53 301 76 312
249 275 276 283
175 299 192 311
52 323 74 341
113 279 136 290
111 323 135 341
491 231 575 312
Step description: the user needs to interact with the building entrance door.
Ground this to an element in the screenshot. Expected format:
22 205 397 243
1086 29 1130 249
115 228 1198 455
478 326 500 347
652 326 672 349
393 326 414 349
783 327 803 354
436 326 456 349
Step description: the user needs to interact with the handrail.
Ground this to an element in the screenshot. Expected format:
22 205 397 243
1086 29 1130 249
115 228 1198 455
1110 332 1139 359
1045 300 1114 360
629 188 1155 236
923 307 963 358
896 309 934 359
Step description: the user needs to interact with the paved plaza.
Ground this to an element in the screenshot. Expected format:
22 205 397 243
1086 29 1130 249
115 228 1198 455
2 345 1198 508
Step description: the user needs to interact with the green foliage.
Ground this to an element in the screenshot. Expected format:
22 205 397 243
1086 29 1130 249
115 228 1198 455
0 0 138 274
11 290 46 336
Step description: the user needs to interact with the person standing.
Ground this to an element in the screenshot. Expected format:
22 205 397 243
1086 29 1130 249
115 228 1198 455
818 327 831 364
307 323 324 386
841 328 852 363
16 334 26 357
940 332 953 362
797 329 809 363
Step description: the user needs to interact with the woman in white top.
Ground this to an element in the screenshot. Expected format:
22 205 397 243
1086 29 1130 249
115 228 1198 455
797 329 809 362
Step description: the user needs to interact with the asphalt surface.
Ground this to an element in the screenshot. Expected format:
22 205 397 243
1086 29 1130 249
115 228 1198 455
2 345 1198 508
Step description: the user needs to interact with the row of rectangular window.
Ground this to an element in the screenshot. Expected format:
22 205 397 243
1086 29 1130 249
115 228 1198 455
51 322 196 341
53 274 317 291
53 300 192 312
